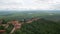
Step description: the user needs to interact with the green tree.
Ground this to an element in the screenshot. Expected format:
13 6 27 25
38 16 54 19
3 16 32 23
2 19 7 24
0 26 4 30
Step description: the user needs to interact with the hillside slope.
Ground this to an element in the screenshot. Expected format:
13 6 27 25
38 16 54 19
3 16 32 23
13 18 60 34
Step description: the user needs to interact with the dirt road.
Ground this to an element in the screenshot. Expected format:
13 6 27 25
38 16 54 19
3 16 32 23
10 18 40 34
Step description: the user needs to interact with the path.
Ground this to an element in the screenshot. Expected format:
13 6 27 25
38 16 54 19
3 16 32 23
26 18 40 23
10 27 15 34
10 18 40 34
10 23 22 34
0 24 9 29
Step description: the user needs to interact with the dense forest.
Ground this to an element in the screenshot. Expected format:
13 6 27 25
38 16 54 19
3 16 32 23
0 18 60 34
13 18 60 34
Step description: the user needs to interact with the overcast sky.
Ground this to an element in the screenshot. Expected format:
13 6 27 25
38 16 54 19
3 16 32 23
0 0 60 10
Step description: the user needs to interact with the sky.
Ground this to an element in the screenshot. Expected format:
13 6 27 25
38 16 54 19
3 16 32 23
0 0 60 10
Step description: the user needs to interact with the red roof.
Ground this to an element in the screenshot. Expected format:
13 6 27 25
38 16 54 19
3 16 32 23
0 30 6 33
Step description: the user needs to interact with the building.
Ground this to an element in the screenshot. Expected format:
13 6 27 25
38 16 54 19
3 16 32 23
11 20 21 29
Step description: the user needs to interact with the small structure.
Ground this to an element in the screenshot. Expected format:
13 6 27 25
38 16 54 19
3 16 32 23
10 20 22 34
0 30 6 34
11 20 19 25
11 20 21 29
0 30 6 33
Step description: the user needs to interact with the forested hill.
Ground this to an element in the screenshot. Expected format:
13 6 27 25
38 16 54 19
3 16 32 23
13 18 60 34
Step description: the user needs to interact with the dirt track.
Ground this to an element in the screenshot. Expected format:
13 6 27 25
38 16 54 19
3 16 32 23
10 18 40 34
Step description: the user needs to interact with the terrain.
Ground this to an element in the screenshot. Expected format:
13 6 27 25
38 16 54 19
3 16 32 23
0 10 60 34
0 10 60 21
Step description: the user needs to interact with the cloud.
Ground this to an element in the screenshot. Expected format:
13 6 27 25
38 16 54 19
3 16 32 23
51 4 60 10
0 0 60 10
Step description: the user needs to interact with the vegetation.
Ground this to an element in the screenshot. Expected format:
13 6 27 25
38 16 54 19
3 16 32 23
13 18 60 34
0 11 60 34
6 24 14 34
0 26 5 30
0 11 60 21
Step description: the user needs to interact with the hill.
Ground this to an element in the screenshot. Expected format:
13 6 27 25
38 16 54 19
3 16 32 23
13 18 60 34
